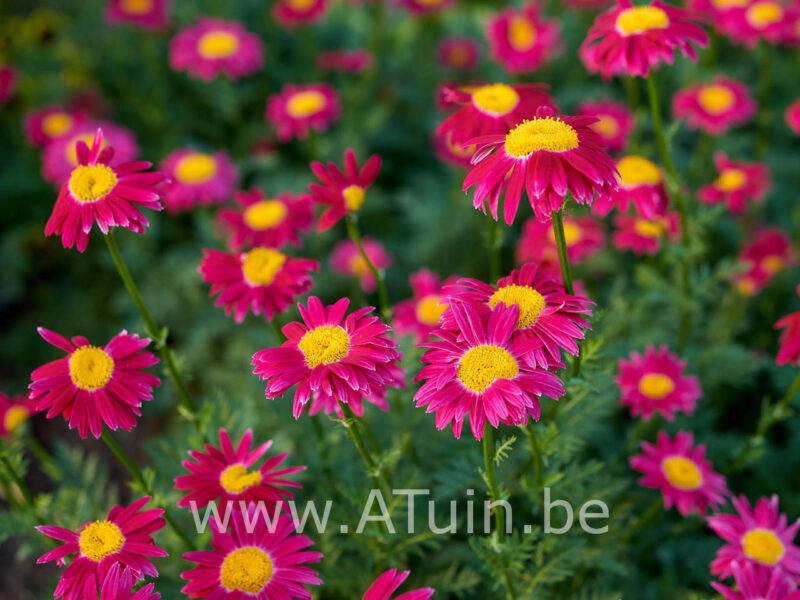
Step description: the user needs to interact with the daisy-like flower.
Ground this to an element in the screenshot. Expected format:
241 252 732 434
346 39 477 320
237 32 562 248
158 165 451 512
734 264 773 298
415 301 564 440
266 83 341 143
100 564 160 600
308 148 381 231
198 247 319 323
218 188 313 250
709 494 800 579
181 503 322 600
630 430 728 517
616 345 701 421
442 263 593 369
698 152 771 214
363 569 434 600
44 128 163 252
330 238 392 293
463 106 618 224
395 0 454 15
673 76 756 135
107 0 168 30
160 148 237 213
0 392 37 439
174 428 305 510
593 155 668 218
0 65 16 103
576 99 635 153
251 297 405 419
394 269 458 343
580 0 708 79
786 98 800 135
24 106 88 148
611 212 680 255
169 18 263 82
29 327 160 439
715 0 793 47
438 37 480 71
273 0 329 27
775 286 800 367
486 4 562 74
317 49 374 73
36 496 167 600
686 0 749 24
433 129 477 169
740 228 797 285
712 560 800 600
516 216 605 272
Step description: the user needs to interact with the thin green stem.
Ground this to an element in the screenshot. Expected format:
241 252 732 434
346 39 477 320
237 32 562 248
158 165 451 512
26 434 62 479
552 207 583 377
0 455 37 511
524 423 544 490
482 424 503 537
623 497 662 543
486 212 501 282
337 401 387 494
345 214 391 321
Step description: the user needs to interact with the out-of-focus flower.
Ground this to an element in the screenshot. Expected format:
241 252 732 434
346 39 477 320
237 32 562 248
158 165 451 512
106 0 168 30
593 155 668 218
438 37 480 71
698 152 770 214
611 212 680 255
714 0 794 47
775 285 800 367
785 98 800 135
673 76 756 134
363 569 434 600
317 49 373 73
395 0 455 16
433 129 476 169
160 148 237 213
739 227 796 286
0 65 16 102
576 99 635 153
0 392 37 438
712 560 800 600
394 269 458 343
516 216 605 273
24 106 88 148
330 238 392 293
486 3 562 74
266 83 341 142
218 188 313 250
273 0 329 27
170 18 263 81
685 0 748 25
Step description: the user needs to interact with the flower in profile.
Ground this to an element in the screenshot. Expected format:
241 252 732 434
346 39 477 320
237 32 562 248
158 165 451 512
24 106 88 148
486 4 562 74
576 99 635 153
107 0 169 30
739 228 796 286
44 128 163 252
415 301 564 440
170 18 263 81
330 238 392 293
199 247 319 323
712 560 800 600
0 392 37 439
698 153 770 214
516 216 605 274
715 1 793 47
99 564 160 600
463 106 618 224
218 188 313 250
0 65 16 102
630 430 728 517
266 83 341 142
308 148 381 231
394 269 458 343
785 98 800 135
709 494 800 579
36 496 167 600
673 76 756 135
317 49 373 73
611 212 680 255
775 286 800 367
29 327 160 439
580 0 708 79
438 37 480 71
160 148 237 213
252 297 404 419
593 155 668 218
363 569 434 600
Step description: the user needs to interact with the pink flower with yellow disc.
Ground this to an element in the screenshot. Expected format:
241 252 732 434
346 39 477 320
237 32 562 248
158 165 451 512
106 0 169 30
0 392 37 439
330 238 392 293
712 560 800 600
576 99 635 153
486 3 562 74
611 212 680 255
160 148 238 213
363 569 434 600
515 216 605 275
266 83 341 142
593 154 668 219
741 227 796 283
714 0 794 47
698 153 771 214
775 285 800 367
394 269 458 343
438 37 480 71
170 18 263 81
273 0 329 27
673 76 756 135
24 106 88 148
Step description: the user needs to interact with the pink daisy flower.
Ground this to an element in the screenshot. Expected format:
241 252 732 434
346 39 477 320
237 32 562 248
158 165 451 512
741 227 797 282
712 560 800 600
415 301 564 440
734 264 774 298
316 49 373 73
580 0 709 79
198 247 319 323
29 327 160 439
463 106 618 224
363 569 434 600
630 430 729 516
251 296 405 419
775 285 800 367
160 148 238 213
611 212 680 255
0 392 37 439
395 0 454 15
24 106 88 148
393 269 458 343
0 65 17 102
218 188 313 250
181 503 322 600
515 216 605 272
330 238 392 293
576 99 635 153
593 154 669 218
36 496 167 600
698 152 771 214
100 564 160 600
44 128 163 252
308 148 381 231
266 83 341 143
709 494 800 579
785 98 800 135
273 0 329 28
616 345 701 421
106 0 168 30
673 76 756 135
685 0 749 24
438 37 480 71
486 4 562 74
715 0 794 47
433 129 477 169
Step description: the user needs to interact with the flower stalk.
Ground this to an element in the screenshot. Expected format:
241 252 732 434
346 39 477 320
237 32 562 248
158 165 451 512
345 213 391 321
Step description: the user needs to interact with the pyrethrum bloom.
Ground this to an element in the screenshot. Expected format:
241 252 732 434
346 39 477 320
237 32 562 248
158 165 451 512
712 560 800 600
698 153 770 214
516 216 605 274
273 0 329 27
218 188 313 250
715 1 793 47
576 99 635 153
394 269 458 343
740 228 796 285
29 327 160 439
673 76 756 134
611 212 680 255
0 65 16 102
160 148 237 213
786 98 800 135
330 238 392 293
593 154 668 218
486 4 562 74
24 106 87 148
266 83 340 142
363 569 434 600
107 0 168 30
775 285 800 366
36 496 167 600
630 430 728 516
438 37 479 71
0 392 37 439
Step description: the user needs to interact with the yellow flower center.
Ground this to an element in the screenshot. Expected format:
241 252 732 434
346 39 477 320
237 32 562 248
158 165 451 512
79 520 125 562
175 152 217 184
747 2 784 28
66 133 105 166
348 254 369 276
343 185 366 212
638 373 675 399
505 117 579 157
743 529 785 565
219 464 263 494
69 346 115 391
698 84 735 115
197 31 240 59
472 84 520 116
737 277 757 297
298 325 350 368
761 255 784 274
120 0 154 14
661 456 703 490
446 45 470 67
416 294 446 325
220 547 274 594
489 284 546 329
715 168 746 192
68 164 118 203
287 0 316 10
286 91 326 118
41 112 74 138
241 248 286 286
508 15 537 51
617 155 662 187
712 0 748 7
416 0 445 5
4 405 30 433
615 5 670 35
591 114 620 139
243 200 288 230
634 219 664 238
547 221 582 246
458 345 519 393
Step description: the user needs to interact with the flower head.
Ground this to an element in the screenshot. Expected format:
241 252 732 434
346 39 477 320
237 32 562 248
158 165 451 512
330 238 392 293
170 18 263 81
24 106 88 148
714 1 794 47
516 216 605 275
611 212 680 255
0 392 37 439
698 152 771 213
576 99 635 153
738 227 797 291
438 37 480 71
160 148 237 213
107 0 168 30
317 49 374 73
363 569 434 600
266 83 341 143
218 188 313 250
775 285 800 367
593 154 668 218
273 0 329 27
673 76 756 135
712 560 800 600
0 65 17 103
394 269 458 343
786 98 800 135
486 4 562 74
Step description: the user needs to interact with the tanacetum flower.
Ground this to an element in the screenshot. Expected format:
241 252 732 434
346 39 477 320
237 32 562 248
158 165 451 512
576 99 635 153
740 228 797 284
673 76 756 134
463 106 618 224
266 83 341 142
685 0 748 25
29 327 160 439
99 564 160 600
786 98 800 135
617 345 701 421
308 148 381 231
317 49 373 73
0 65 16 103
415 301 564 440
593 154 668 218
516 216 605 272
698 152 770 213
394 269 458 343
181 503 322 600
218 188 313 250
0 392 37 438
24 106 88 148
273 0 329 27
44 128 163 252
107 0 168 30
170 18 263 81
36 496 167 600
174 428 305 510
438 37 480 71
712 560 800 600
198 247 319 323
715 0 794 47
630 430 728 517
709 494 800 579
251 297 405 419
160 148 237 213
580 0 709 79
363 569 434 600
330 238 392 293
486 4 562 74
611 212 680 255
395 0 454 15
775 285 800 366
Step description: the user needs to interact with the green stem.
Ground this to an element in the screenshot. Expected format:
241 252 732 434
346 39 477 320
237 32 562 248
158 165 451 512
552 207 582 377
524 423 544 490
345 213 391 321
26 434 62 480
623 497 662 543
486 212 501 282
0 455 37 512
337 400 387 494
